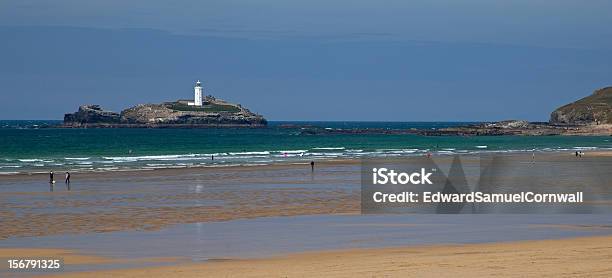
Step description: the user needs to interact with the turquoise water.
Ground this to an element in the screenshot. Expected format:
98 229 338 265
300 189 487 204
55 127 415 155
0 121 610 174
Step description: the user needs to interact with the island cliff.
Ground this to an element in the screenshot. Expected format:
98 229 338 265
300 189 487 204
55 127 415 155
550 87 612 125
64 96 266 128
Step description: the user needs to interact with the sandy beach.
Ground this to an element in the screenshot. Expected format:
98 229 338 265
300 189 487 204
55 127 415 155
1 235 606 277
1 151 611 276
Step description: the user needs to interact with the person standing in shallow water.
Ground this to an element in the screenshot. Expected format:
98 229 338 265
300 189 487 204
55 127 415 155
65 172 71 191
310 161 315 172
49 171 54 192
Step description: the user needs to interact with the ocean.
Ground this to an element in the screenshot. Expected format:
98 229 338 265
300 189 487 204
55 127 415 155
0 120 610 175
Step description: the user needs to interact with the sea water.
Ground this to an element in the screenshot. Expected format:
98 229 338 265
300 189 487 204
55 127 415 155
0 121 610 174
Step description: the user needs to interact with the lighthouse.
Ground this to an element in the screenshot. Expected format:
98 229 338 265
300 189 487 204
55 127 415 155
194 80 203 106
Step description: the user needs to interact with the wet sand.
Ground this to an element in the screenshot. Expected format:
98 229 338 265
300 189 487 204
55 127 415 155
0 160 361 239
0 248 183 274
1 152 611 239
3 214 611 261
0 151 611 276
22 235 612 277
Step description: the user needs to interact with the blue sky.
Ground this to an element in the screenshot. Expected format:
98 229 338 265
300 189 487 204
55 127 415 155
1 0 611 121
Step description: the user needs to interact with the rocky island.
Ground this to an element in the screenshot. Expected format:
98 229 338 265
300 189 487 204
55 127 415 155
63 81 267 128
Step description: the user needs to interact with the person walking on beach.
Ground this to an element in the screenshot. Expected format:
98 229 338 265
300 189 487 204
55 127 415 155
531 152 535 164
575 151 579 157
310 161 315 172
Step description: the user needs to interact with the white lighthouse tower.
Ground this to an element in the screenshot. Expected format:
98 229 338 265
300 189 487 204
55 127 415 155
194 80 203 106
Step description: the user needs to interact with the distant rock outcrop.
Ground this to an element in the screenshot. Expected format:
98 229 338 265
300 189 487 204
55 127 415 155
550 87 612 125
63 105 120 125
64 99 266 128
483 120 530 129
